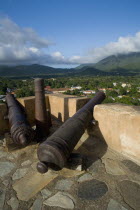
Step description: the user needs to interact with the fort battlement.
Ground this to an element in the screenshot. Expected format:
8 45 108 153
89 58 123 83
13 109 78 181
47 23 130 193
0 94 140 164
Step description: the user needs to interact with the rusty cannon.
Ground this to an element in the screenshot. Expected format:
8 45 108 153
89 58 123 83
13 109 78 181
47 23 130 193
37 91 106 173
34 78 51 140
5 93 35 146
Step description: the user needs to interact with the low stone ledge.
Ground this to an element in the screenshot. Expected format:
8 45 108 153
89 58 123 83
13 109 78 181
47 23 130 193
0 94 90 134
94 104 140 164
0 104 9 135
46 94 76 122
18 96 35 125
68 97 90 117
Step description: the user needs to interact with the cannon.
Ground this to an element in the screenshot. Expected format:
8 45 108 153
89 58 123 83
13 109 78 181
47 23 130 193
34 78 51 139
5 93 35 146
37 91 106 173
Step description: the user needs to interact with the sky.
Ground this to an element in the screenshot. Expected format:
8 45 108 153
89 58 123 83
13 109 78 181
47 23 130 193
1 0 140 67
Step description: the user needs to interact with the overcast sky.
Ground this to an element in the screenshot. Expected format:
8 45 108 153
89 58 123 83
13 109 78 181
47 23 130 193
1 0 140 67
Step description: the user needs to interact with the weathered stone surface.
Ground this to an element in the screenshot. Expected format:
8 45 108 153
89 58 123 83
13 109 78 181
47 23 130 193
2 180 9 186
0 161 16 177
13 170 58 201
55 179 74 191
122 159 140 175
31 197 42 210
0 188 6 210
119 180 140 210
41 189 52 199
78 179 108 200
12 168 29 180
43 192 75 209
103 159 125 175
94 104 140 163
58 168 84 177
0 104 9 135
7 197 19 210
0 150 7 158
107 199 128 210
21 160 32 166
86 159 103 173
78 173 93 183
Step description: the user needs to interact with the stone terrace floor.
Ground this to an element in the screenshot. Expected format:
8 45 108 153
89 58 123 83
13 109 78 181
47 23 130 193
0 119 140 210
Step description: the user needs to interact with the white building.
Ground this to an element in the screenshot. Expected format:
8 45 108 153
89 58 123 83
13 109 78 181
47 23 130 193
71 86 82 90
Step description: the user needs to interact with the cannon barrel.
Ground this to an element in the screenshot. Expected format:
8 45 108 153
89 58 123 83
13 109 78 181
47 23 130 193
6 93 35 146
35 78 50 139
37 91 106 173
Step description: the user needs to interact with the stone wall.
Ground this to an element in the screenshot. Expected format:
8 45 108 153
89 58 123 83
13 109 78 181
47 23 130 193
94 104 140 164
0 95 139 164
0 94 90 134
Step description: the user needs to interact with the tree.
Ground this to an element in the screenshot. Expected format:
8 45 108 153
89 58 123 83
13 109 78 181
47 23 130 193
16 87 34 98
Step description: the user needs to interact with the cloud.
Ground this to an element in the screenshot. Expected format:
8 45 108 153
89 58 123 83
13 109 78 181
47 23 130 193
72 32 140 64
0 17 54 65
1 16 140 66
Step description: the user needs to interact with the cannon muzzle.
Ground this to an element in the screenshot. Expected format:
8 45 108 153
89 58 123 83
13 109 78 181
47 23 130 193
37 91 105 173
6 93 35 146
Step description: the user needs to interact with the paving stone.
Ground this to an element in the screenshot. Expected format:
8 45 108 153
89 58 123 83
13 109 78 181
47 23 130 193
43 192 75 209
0 161 16 177
41 189 52 199
13 170 58 201
55 179 74 191
2 180 9 186
31 162 38 171
107 199 128 210
12 168 29 180
103 159 125 175
0 188 6 210
58 168 84 177
0 150 8 158
78 173 93 183
31 197 42 210
7 196 19 210
119 180 140 210
78 179 108 200
86 159 103 173
21 160 32 166
122 160 140 175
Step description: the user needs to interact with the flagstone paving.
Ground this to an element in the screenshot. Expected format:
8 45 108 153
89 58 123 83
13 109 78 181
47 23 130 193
0 121 140 210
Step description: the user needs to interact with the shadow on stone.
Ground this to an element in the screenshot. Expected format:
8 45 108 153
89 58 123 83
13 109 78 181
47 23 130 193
75 120 108 170
78 179 108 200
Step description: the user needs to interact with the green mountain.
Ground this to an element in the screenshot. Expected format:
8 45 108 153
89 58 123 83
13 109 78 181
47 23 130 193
0 64 75 78
1 52 140 78
77 52 140 74
94 52 140 72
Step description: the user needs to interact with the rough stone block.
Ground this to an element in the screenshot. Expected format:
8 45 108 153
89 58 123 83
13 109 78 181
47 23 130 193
46 94 73 122
94 104 140 164
17 96 35 125
68 97 90 117
0 103 9 134
13 170 58 201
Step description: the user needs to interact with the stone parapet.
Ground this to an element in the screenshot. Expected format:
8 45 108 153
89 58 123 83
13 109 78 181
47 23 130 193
0 103 9 134
0 94 89 134
18 96 35 125
0 95 140 165
94 104 140 164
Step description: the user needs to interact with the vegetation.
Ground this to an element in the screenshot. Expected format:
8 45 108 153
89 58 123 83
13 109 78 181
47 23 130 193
0 75 139 106
1 52 140 79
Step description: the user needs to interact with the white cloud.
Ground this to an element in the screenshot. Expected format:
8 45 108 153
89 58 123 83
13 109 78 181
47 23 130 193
72 32 140 64
1 16 140 66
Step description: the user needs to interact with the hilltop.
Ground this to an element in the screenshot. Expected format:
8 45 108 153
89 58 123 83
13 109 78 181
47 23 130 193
0 52 140 78
77 52 140 74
